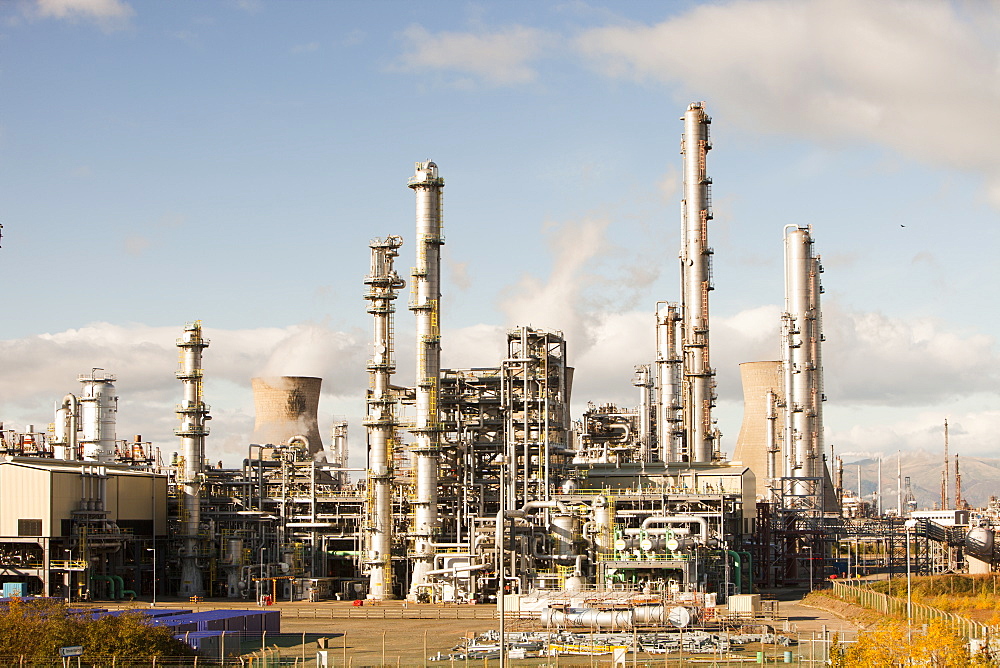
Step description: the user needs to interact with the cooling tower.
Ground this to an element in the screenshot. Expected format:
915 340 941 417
733 361 782 500
251 376 325 459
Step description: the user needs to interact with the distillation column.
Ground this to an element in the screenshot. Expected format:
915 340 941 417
176 321 210 596
407 162 445 599
331 419 349 489
632 365 653 462
78 370 118 463
679 102 717 463
363 235 405 600
782 226 824 495
654 302 682 462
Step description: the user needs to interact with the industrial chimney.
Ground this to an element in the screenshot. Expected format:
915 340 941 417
251 376 325 460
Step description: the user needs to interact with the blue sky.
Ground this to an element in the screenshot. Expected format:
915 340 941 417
2 0 998 468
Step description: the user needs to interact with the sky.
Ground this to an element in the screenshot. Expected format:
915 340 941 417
1 0 999 470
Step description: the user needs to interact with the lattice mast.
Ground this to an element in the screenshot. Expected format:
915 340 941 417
363 235 405 600
407 162 444 599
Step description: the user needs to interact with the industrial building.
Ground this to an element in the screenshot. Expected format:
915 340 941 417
1 102 861 612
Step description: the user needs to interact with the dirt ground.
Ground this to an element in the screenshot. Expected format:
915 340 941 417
108 590 866 665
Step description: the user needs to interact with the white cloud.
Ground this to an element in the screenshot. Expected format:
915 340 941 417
290 42 320 54
823 302 1000 405
123 235 150 257
0 322 368 464
500 217 611 350
830 407 1000 459
575 0 1000 207
35 0 133 29
395 24 553 86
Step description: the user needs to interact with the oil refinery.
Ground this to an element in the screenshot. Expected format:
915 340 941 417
0 102 991 620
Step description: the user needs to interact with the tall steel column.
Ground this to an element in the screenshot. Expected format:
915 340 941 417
331 419 349 489
364 235 405 600
632 365 653 462
407 161 444 599
654 302 682 462
176 321 210 596
782 226 824 487
679 102 717 463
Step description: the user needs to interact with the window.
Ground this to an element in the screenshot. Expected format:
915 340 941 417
18 519 42 537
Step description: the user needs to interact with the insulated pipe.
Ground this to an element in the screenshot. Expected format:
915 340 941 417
640 515 710 543
364 235 405 600
543 607 671 630
423 563 489 577
407 162 445 600
286 435 310 451
679 102 717 463
176 321 210 596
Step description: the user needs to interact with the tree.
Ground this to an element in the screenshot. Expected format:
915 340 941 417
830 619 997 668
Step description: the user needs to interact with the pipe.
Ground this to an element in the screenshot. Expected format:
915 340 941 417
640 515 710 543
726 551 742 594
542 607 669 630
423 563 490 577
90 575 114 600
739 551 753 591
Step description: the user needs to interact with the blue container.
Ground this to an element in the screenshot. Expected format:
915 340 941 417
262 610 281 633
146 608 192 618
243 611 264 633
149 615 198 633
174 631 241 657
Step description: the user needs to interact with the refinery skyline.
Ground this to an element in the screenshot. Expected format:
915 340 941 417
2 0 999 467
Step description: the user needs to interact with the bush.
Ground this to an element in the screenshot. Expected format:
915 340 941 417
0 598 197 662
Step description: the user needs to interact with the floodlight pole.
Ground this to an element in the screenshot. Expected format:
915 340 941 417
146 547 156 606
905 518 918 645
64 549 73 603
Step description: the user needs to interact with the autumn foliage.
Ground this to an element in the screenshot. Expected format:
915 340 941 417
0 598 197 663
830 619 997 668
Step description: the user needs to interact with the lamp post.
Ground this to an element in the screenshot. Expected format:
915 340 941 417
807 544 814 591
260 546 267 604
146 547 156 607
904 518 918 639
495 455 508 668
64 549 73 603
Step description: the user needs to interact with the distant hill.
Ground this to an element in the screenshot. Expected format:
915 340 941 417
841 450 1000 511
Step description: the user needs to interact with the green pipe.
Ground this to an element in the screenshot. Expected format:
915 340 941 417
90 575 114 600
326 551 361 557
739 551 754 591
109 575 125 600
727 550 742 594
121 589 137 601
